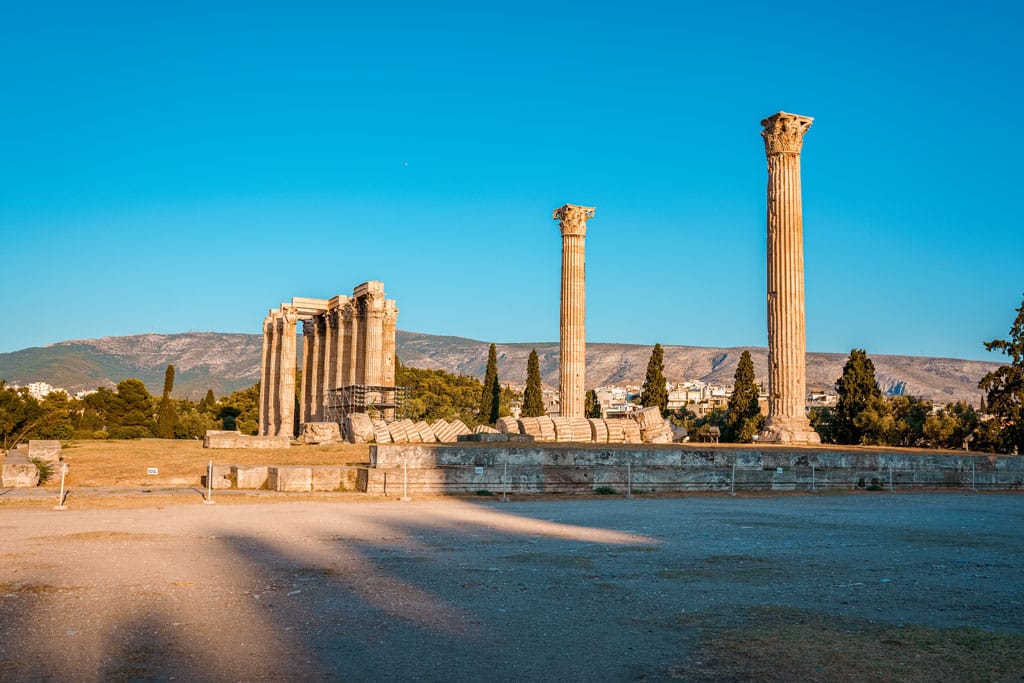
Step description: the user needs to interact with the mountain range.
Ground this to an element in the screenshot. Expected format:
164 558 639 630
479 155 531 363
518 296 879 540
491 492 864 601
0 331 1000 406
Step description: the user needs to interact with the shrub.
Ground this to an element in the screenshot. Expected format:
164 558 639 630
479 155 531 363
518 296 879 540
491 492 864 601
594 486 617 495
108 426 153 440
29 457 53 485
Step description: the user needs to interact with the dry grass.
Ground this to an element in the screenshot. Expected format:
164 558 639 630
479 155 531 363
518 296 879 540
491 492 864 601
48 439 371 488
688 607 1024 682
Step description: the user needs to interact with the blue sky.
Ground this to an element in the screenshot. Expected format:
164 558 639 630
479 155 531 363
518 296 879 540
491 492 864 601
1 1 1021 361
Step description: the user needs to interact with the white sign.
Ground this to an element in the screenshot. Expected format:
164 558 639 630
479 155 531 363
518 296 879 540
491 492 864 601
147 467 159 475
474 467 484 474
776 467 784 474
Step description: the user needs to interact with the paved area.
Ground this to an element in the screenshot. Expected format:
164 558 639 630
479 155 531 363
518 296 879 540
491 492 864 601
1 493 1021 681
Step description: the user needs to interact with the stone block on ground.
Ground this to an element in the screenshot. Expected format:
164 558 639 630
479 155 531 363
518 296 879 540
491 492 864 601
551 417 574 442
473 425 500 434
232 465 269 489
300 422 341 444
268 466 313 492
27 440 62 463
311 466 344 491
414 421 437 443
537 416 556 441
207 464 235 489
569 417 592 442
204 432 291 449
518 417 542 438
371 419 393 444
388 421 411 443
345 414 375 444
605 419 627 443
622 420 643 444
431 420 459 443
450 420 472 437
634 407 664 431
2 462 40 487
496 417 521 434
589 418 609 443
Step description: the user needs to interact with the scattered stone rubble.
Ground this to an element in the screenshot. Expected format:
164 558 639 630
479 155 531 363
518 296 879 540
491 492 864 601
341 406 679 445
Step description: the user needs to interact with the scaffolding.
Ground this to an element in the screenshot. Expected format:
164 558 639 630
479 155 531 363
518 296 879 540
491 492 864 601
325 384 409 425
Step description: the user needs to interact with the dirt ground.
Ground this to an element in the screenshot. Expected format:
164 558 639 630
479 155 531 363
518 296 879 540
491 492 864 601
44 439 371 488
1 493 1022 681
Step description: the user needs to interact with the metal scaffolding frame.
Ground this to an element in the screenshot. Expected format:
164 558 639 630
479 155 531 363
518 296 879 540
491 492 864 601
325 384 409 425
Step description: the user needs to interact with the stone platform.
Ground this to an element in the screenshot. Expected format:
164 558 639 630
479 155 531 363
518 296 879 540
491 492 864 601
360 443 1024 495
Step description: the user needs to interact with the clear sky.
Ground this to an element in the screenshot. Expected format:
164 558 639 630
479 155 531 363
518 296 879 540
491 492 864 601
2 1 1021 361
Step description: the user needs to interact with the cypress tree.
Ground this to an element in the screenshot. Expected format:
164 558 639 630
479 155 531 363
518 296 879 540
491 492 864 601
522 349 545 417
640 343 668 415
155 365 178 439
585 389 602 418
834 348 885 444
979 293 1024 453
724 350 763 442
479 344 501 423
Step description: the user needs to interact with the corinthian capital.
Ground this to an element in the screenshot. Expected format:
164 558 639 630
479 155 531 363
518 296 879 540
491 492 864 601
553 204 596 237
761 112 813 156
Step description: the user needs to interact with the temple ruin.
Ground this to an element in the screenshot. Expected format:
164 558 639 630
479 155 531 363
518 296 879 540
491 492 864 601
258 281 398 438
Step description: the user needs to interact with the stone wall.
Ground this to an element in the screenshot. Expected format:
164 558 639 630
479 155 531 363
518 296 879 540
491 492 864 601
363 443 1024 495
203 431 291 449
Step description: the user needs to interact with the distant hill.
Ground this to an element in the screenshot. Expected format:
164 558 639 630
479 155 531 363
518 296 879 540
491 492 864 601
0 330 999 405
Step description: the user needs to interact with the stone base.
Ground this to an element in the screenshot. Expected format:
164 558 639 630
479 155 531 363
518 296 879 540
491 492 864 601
300 422 341 444
203 432 291 449
758 418 821 445
268 466 312 492
2 462 40 488
27 440 62 463
233 466 270 489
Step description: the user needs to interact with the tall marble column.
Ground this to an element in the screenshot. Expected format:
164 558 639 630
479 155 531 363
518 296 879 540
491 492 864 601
322 308 336 399
553 203 595 418
354 297 368 385
313 315 327 420
758 111 821 444
258 315 274 435
363 295 385 386
341 302 356 387
301 320 315 423
276 310 298 438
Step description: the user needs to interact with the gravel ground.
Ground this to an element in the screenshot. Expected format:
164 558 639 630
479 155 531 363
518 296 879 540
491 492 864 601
1 493 1021 681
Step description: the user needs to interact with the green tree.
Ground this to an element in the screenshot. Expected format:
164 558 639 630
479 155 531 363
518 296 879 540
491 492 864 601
979 293 1024 454
33 392 75 440
522 349 545 417
220 383 261 435
585 389 602 418
724 350 763 442
107 379 155 438
199 389 217 414
397 359 486 427
834 349 885 445
0 382 43 449
888 395 932 447
155 364 178 439
479 343 501 423
640 343 668 415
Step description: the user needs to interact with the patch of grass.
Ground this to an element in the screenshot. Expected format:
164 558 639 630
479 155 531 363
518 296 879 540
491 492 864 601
687 606 1024 682
29 457 53 485
475 489 495 496
594 486 618 495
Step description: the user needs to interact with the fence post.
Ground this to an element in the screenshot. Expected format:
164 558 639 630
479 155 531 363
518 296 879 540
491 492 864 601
204 460 216 504
502 462 509 502
400 458 411 501
53 463 69 511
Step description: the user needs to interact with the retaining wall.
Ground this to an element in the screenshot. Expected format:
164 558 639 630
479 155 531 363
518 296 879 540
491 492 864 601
362 444 1024 495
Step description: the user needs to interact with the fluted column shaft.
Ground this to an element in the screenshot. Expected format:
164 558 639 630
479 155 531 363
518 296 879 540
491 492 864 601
553 204 595 419
301 321 315 423
258 316 273 435
276 313 298 437
323 310 336 398
313 316 326 420
364 309 385 386
342 304 355 387
759 112 820 444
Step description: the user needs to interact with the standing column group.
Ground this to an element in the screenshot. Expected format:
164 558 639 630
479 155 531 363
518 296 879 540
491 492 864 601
758 112 821 444
258 282 399 437
553 204 595 419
